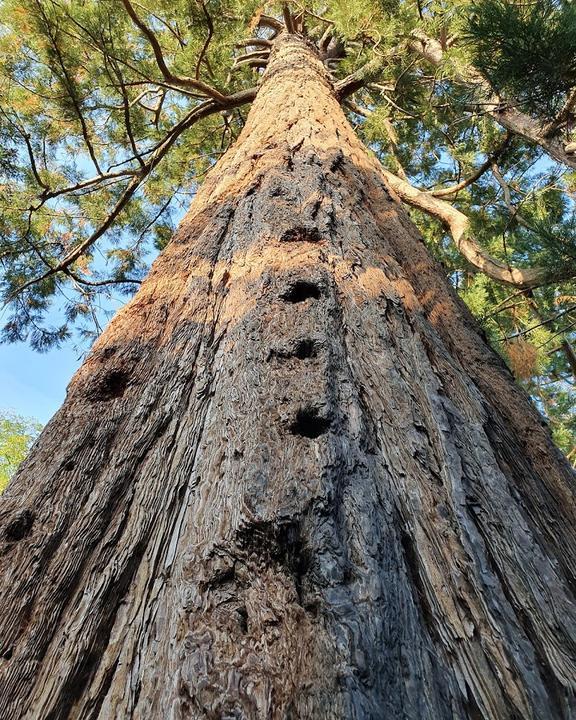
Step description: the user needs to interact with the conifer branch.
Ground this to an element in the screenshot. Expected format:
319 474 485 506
121 0 229 103
431 133 512 198
336 55 392 100
542 87 576 138
8 89 257 300
195 1 215 81
34 0 103 175
381 168 575 288
408 30 576 170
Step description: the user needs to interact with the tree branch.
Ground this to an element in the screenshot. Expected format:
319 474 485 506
381 168 575 288
34 0 102 174
9 88 257 299
408 30 576 170
107 58 146 168
121 0 229 103
236 38 273 50
542 87 576 139
431 133 512 198
336 54 394 100
0 110 49 191
195 0 214 81
257 15 284 32
282 4 295 34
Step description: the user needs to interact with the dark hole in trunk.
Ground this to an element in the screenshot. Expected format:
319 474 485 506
290 407 330 438
237 606 248 634
99 370 129 400
282 281 321 303
5 509 35 542
293 338 318 359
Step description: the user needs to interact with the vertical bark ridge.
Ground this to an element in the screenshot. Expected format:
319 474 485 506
1 33 575 719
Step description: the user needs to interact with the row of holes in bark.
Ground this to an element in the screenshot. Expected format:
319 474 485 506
277 229 331 437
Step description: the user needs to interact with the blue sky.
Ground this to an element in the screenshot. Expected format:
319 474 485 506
0 336 84 424
0 286 134 425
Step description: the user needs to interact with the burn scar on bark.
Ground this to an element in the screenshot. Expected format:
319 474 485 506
280 226 322 243
267 337 320 362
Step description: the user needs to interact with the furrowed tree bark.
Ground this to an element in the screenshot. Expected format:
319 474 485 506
2 34 576 720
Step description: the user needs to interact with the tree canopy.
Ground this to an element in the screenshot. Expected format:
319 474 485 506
0 0 575 458
0 408 42 491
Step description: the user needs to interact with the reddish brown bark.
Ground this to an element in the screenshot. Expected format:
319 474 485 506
1 34 576 720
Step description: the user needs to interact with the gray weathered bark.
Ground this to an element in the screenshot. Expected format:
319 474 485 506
1 34 576 720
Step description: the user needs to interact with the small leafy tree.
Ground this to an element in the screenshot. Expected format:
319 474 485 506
0 409 42 492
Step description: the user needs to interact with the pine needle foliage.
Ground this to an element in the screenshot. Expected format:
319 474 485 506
467 0 576 116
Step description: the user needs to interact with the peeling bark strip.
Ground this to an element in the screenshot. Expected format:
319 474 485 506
1 34 576 720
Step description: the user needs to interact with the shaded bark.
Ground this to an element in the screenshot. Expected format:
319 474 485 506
1 34 576 720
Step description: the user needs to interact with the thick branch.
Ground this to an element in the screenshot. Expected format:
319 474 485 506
336 55 392 100
542 87 576 138
282 4 295 34
382 169 574 288
121 0 228 103
232 58 269 72
408 31 576 170
236 38 273 49
257 15 284 32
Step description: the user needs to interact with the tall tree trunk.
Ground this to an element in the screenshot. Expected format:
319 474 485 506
1 34 576 720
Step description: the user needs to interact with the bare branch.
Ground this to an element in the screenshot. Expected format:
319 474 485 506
232 50 270 73
258 15 284 32
236 38 273 49
65 269 142 288
231 57 269 72
562 339 576 378
282 4 295 34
